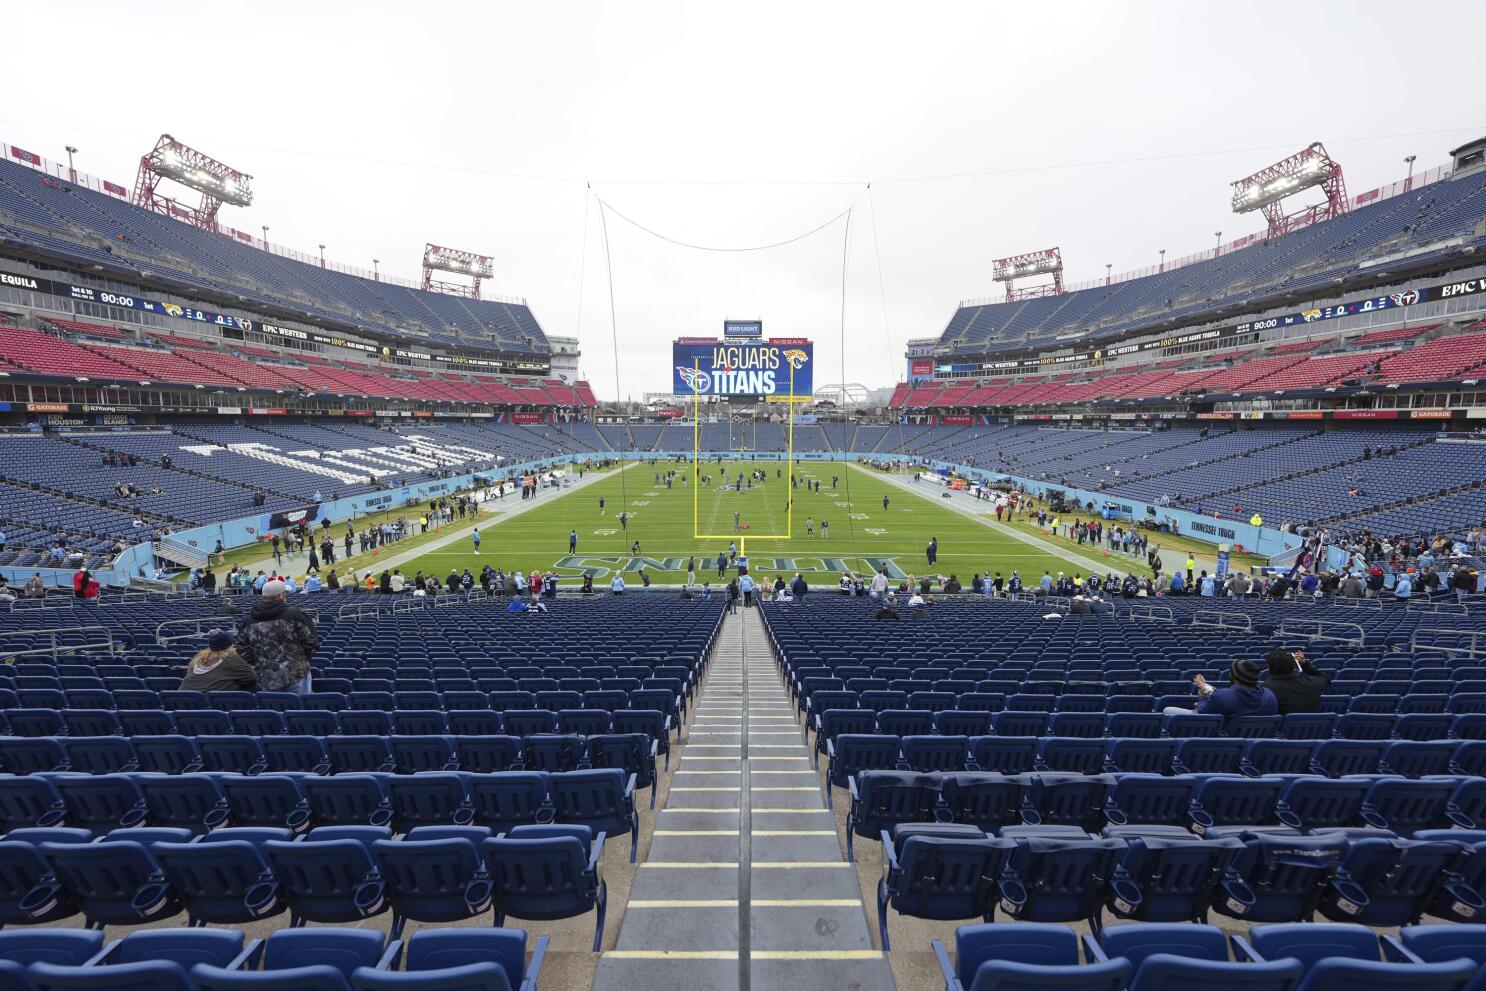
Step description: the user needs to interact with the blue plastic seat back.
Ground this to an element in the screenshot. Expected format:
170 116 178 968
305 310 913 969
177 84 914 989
1246 922 1379 971
1192 775 1285 830
1214 834 1349 923
327 737 396 774
1111 841 1245 921
198 736 268 776
942 774 1020 832
1281 713 1337 740
999 837 1126 925
953 922 1080 984
390 736 458 775
902 736 968 773
454 736 523 774
1104 739 1177 775
28 959 198 991
522 735 584 774
372 837 490 927
261 928 386 976
386 773 473 832
990 712 1048 737
1109 774 1195 827
40 840 180 927
1362 778 1458 837
401 928 528 987
0 777 67 832
1098 922 1228 972
219 776 309 832
550 770 632 836
55 775 148 833
0 929 103 966
818 709 877 741
154 840 282 924
1 737 68 776
1288 957 1476 991
138 774 230 835
1279 777 1368 831
468 773 552 830
63 738 139 775
885 832 1013 921
1018 773 1115 831
1312 739 1387 778
830 735 900 787
851 771 942 837
1380 742 1456 779
303 775 393 829
1397 923 1486 966
337 713 394 739
1037 738 1105 775
131 736 202 775
262 838 387 925
482 830 597 919
586 735 655 790
1323 838 1465 927
878 710 935 737
261 737 331 774
1243 741 1317 777
1173 740 1245 775
108 928 245 969
1125 954 1302 991
970 736 1038 775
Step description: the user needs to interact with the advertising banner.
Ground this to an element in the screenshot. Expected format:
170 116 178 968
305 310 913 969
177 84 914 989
673 339 813 400
723 319 763 338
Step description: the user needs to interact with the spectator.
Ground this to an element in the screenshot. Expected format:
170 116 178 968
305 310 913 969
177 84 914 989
727 577 739 614
1393 570 1413 600
791 573 808 599
1263 649 1329 715
235 580 319 695
22 573 45 598
390 571 406 594
874 599 901 620
1339 571 1364 598
179 629 258 693
740 572 756 607
610 574 625 595
1164 658 1278 720
72 566 90 599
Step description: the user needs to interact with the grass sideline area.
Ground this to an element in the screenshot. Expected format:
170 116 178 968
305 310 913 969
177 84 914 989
389 460 1083 587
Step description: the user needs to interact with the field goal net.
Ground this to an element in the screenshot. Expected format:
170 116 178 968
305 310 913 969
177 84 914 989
690 369 798 552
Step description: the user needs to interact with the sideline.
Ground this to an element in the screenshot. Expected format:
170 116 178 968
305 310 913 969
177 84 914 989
861 464 1150 579
234 462 636 581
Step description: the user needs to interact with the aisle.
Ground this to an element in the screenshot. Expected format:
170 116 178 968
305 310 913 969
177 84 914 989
590 606 893 991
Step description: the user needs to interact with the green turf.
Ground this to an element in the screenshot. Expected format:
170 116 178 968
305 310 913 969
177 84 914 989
395 460 1106 587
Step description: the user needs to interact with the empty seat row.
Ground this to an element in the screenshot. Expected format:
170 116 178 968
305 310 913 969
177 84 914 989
0 767 643 858
933 921 1486 991
843 770 1486 858
826 734 1486 789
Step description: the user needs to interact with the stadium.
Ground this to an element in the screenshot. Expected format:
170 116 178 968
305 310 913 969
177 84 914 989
2 4 1486 990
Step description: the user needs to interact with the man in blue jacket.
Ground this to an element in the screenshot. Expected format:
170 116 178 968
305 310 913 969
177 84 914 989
1164 658 1278 720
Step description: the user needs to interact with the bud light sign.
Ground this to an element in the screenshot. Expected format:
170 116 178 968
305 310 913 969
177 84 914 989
674 339 813 400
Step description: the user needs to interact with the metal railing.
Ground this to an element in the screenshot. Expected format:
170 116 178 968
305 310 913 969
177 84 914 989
1125 603 1174 623
1191 609 1253 632
1406 599 1471 616
1278 618 1366 647
336 601 383 621
1410 628 1486 659
155 617 234 646
0 625 116 661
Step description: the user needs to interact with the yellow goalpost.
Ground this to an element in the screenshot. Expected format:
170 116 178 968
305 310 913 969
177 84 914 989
691 359 797 558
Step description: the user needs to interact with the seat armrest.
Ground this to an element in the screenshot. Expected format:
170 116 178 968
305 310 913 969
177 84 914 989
588 832 607 871
521 935 551 991
931 939 962 991
1230 933 1262 962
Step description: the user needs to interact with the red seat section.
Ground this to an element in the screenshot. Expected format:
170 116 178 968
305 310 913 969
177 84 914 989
0 327 145 380
1375 331 1486 384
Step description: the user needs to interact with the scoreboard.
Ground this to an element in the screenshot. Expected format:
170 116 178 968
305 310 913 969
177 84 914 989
673 338 814 401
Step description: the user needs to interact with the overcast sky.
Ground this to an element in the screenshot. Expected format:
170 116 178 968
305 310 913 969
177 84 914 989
7 0 1485 399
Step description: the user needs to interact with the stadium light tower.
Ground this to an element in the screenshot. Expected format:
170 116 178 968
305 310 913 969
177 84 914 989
992 247 1065 302
421 243 494 299
131 134 253 233
1230 142 1348 239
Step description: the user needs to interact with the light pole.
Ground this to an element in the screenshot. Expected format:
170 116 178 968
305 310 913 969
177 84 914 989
373 259 380 281
64 145 78 182
1213 231 1222 259
1158 249 1166 273
318 244 326 267
1404 154 1417 192
261 226 269 246
1105 263 1112 286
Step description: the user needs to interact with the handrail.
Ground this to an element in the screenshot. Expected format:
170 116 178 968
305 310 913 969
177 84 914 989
1331 596 1383 610
1410 628 1486 659
1125 603 1174 623
1191 609 1253 632
391 597 426 614
1405 599 1470 616
336 601 383 621
1278 618 1366 647
155 617 233 646
0 624 116 661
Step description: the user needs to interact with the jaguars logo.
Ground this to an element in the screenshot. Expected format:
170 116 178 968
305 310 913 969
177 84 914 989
1301 308 1323 322
782 348 808 370
677 366 711 394
163 303 185 317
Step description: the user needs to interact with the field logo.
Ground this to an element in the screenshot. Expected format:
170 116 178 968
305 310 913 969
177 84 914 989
677 366 711 394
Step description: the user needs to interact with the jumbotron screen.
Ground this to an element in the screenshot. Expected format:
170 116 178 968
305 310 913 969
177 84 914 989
673 338 814 400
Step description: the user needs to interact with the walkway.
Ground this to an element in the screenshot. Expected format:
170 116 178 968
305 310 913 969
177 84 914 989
591 606 894 991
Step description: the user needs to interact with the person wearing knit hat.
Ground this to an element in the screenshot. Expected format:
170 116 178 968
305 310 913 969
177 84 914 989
1162 656 1278 722
179 628 257 693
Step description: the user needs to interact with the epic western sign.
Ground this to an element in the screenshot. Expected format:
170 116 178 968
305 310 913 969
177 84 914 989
673 339 814 400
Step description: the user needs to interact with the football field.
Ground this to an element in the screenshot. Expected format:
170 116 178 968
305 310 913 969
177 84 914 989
397 460 1112 588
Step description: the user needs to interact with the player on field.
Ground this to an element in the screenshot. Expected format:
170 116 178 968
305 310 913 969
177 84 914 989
734 511 741 533
598 496 606 515
569 529 578 554
806 517 814 536
471 528 481 554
